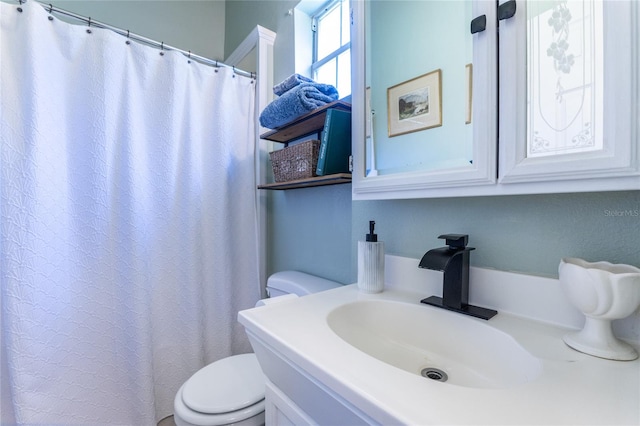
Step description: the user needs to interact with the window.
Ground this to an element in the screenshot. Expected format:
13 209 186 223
312 0 351 98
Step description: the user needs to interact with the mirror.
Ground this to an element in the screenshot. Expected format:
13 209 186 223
366 1 473 176
352 0 497 199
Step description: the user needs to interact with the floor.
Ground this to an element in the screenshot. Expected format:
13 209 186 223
158 415 176 426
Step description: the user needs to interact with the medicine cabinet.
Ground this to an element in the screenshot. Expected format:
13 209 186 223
351 0 639 200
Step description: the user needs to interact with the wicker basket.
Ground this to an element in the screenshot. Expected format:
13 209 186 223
270 140 320 182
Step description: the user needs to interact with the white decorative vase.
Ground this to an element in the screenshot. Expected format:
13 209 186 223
559 258 640 361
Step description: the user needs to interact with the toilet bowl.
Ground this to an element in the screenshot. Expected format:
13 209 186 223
173 271 341 426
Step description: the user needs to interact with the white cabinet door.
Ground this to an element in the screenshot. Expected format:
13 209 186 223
498 0 639 189
351 0 498 200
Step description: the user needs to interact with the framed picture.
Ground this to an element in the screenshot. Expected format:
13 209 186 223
465 63 473 124
387 69 442 137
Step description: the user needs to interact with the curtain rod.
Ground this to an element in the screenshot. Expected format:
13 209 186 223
14 0 255 79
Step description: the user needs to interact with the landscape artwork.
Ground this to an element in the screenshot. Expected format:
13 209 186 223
398 88 430 120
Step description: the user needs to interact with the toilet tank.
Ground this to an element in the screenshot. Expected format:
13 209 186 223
266 271 342 298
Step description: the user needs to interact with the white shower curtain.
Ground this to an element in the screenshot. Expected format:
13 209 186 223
1 1 260 424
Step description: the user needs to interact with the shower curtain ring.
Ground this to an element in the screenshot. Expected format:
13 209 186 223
48 3 54 20
188 50 191 64
86 18 92 34
232 66 236 78
215 61 219 73
160 42 164 56
125 30 131 45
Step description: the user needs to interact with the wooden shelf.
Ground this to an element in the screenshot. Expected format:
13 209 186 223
258 173 351 190
260 100 351 143
259 100 352 190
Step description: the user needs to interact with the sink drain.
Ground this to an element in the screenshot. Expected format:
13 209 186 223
420 367 448 382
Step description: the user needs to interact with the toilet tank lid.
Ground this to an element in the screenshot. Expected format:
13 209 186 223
267 271 341 296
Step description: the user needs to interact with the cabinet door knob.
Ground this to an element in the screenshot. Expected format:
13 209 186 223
498 0 517 21
470 15 486 34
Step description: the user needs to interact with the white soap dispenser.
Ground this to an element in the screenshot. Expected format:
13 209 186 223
357 220 384 293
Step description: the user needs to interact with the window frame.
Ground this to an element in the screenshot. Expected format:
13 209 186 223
311 0 351 94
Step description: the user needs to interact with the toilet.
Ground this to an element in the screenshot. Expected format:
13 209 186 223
173 271 341 426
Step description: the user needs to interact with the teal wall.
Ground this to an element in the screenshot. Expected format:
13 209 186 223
224 0 298 83
353 191 639 279
224 1 639 285
270 185 353 285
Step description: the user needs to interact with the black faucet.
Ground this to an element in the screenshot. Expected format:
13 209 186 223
418 234 497 320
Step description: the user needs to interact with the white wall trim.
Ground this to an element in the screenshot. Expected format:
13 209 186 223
226 25 277 295
225 25 276 67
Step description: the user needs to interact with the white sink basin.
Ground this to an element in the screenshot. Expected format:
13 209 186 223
327 300 542 389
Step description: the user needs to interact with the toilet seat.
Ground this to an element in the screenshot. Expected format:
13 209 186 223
174 383 265 426
174 353 266 426
182 353 264 413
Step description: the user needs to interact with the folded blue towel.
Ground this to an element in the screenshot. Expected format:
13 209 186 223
260 83 339 129
273 73 315 96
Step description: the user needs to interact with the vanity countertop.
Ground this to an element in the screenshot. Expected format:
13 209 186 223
239 284 640 425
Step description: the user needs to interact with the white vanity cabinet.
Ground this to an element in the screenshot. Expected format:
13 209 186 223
351 0 639 200
244 329 379 426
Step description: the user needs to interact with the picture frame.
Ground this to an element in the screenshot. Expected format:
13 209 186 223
366 86 372 138
387 69 442 137
465 63 473 124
